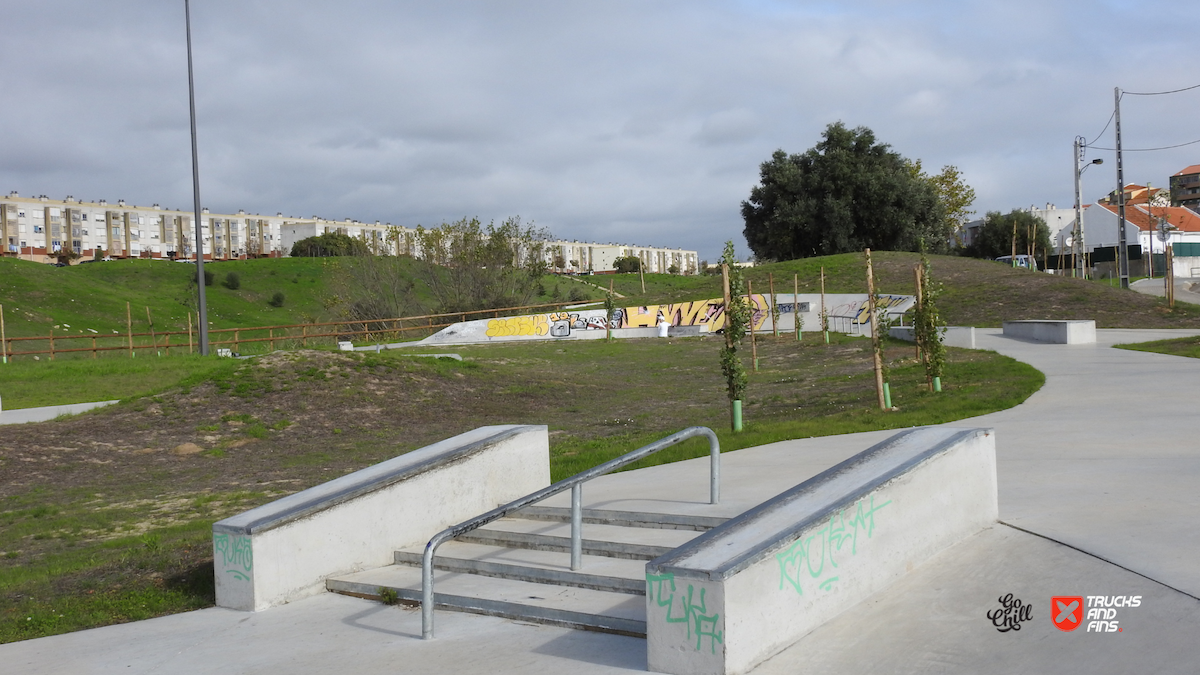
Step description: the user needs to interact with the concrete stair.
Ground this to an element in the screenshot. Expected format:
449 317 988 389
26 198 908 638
326 508 728 637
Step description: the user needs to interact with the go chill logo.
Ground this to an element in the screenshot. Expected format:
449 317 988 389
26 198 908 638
1052 595 1141 633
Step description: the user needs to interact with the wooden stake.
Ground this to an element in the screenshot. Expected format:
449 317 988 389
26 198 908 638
914 264 923 361
49 327 55 361
865 249 887 410
0 303 7 364
769 272 778 338
188 312 194 354
747 280 758 371
145 306 157 354
820 266 828 344
126 302 133 357
92 336 97 359
721 264 732 350
639 256 646 293
793 274 800 342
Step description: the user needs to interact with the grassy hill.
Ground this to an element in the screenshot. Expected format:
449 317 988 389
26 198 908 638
605 252 1200 328
3 252 1197 351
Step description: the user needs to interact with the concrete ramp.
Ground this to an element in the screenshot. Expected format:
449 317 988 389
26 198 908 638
646 427 996 675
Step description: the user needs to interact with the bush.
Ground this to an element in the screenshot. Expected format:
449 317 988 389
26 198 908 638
613 256 641 273
568 287 587 302
203 269 214 286
268 291 286 308
223 272 241 290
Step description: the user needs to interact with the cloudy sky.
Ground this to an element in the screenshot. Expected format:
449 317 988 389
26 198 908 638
1 1 1196 260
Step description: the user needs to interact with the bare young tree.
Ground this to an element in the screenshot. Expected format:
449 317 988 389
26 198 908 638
415 216 551 313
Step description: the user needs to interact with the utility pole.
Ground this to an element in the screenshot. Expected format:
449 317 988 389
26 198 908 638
1115 87 1130 289
185 0 209 354
1073 136 1085 278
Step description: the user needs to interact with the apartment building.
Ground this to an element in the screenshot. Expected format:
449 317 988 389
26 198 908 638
0 193 291 262
1 193 699 274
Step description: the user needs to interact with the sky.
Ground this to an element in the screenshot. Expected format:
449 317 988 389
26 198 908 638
1 1 1197 261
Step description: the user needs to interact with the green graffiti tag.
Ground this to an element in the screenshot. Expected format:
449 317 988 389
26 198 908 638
214 532 253 581
776 494 890 595
646 572 723 653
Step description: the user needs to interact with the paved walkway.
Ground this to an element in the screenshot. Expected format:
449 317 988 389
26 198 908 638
1130 276 1200 305
0 400 119 425
4 329 1200 673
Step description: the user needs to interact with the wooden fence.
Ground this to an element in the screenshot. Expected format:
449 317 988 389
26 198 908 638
0 300 592 362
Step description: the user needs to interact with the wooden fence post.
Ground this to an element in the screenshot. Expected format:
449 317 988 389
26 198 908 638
0 303 7 364
126 302 134 358
188 312 194 354
49 328 55 361
146 306 157 355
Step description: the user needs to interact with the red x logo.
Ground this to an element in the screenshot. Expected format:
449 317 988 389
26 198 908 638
1052 596 1084 632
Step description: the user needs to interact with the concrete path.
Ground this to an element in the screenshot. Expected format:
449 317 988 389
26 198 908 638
4 329 1200 672
0 400 119 425
1130 276 1200 305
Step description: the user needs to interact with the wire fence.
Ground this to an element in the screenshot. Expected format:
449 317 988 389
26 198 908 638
0 299 594 362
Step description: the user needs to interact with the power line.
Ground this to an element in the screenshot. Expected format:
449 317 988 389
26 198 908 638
1085 110 1116 146
1124 83 1200 96
1088 137 1200 152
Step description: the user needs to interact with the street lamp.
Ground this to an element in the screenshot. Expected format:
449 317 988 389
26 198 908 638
1073 136 1103 279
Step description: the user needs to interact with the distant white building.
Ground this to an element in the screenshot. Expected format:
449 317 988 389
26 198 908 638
1 192 698 274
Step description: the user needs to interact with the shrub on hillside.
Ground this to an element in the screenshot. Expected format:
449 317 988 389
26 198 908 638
204 269 214 286
223 272 241 290
268 291 285 307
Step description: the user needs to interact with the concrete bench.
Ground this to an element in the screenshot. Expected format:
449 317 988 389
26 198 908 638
645 427 996 675
888 326 977 349
1002 319 1096 344
212 425 549 611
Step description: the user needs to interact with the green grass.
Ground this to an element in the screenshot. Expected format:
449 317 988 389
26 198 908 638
0 355 237 409
1113 334 1200 358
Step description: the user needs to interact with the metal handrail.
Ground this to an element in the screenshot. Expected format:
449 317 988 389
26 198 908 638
420 425 719 639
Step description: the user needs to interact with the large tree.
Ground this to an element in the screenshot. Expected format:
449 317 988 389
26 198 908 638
963 210 1052 262
741 122 945 260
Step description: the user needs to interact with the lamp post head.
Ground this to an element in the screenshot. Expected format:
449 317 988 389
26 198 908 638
1092 158 1104 166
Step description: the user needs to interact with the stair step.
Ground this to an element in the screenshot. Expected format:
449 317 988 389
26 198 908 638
513 505 729 531
396 541 646 594
327 565 646 637
461 518 692 560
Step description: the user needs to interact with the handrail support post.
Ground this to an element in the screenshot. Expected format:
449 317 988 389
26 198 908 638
570 484 583 571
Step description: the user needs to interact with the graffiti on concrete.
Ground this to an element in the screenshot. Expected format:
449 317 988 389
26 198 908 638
827 295 909 325
647 572 724 654
214 532 254 582
776 494 890 595
486 314 550 338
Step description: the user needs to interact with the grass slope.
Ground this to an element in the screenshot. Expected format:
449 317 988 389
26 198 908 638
605 252 1200 328
0 334 1041 642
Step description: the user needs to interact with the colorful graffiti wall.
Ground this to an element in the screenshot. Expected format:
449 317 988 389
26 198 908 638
421 293 913 345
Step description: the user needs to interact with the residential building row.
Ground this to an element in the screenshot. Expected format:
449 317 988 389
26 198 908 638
0 193 698 274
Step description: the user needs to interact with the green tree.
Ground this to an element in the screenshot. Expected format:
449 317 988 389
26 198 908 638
290 232 369 257
741 122 944 260
963 210 1052 262
718 241 751 431
908 161 976 250
613 256 641 273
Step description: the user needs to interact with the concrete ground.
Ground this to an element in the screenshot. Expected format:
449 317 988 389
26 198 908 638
1130 276 1200 305
0 399 118 425
4 328 1200 673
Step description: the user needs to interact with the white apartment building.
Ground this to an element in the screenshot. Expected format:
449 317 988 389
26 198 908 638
1 192 698 274
0 193 293 261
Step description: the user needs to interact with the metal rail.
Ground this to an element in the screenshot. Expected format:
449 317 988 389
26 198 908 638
420 425 720 639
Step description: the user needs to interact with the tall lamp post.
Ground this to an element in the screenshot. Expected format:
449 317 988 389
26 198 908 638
184 0 209 355
1073 136 1103 279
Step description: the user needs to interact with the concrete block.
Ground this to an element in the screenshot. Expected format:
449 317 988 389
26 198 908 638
645 427 996 675
1002 320 1096 344
212 425 549 612
888 326 976 350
